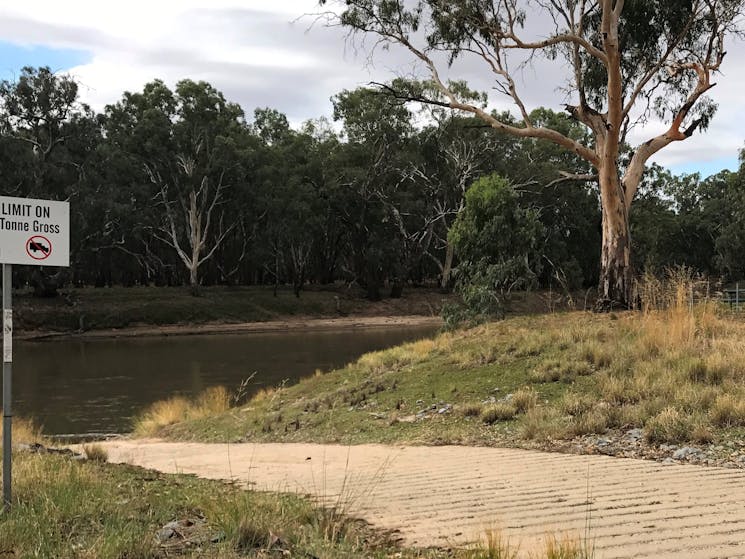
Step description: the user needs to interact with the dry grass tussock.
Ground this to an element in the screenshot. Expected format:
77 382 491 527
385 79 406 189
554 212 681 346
134 386 230 436
1 414 43 444
460 527 594 559
518 269 745 444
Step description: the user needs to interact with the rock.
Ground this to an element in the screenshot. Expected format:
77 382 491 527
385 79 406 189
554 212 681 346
596 438 612 447
673 447 700 461
625 428 643 441
437 404 452 414
660 444 678 452
415 399 424 405
157 521 181 543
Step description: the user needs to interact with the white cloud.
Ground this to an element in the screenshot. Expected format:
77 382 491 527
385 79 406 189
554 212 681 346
0 1 742 173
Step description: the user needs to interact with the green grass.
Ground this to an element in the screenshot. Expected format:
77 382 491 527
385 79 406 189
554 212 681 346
142 299 745 449
14 285 450 333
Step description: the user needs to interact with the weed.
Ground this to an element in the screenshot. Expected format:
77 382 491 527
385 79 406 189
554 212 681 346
644 407 691 445
133 386 230 436
521 408 565 441
568 409 608 437
539 532 594 559
482 404 518 424
460 528 519 559
560 393 594 417
710 394 745 427
461 403 484 418
512 387 540 414
82 444 108 462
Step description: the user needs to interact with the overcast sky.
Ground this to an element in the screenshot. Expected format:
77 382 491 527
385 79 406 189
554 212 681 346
0 1 742 176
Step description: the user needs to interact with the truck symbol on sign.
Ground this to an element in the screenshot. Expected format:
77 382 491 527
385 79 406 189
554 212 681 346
28 240 50 255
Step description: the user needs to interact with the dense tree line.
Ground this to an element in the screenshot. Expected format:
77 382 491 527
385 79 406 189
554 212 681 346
0 67 743 298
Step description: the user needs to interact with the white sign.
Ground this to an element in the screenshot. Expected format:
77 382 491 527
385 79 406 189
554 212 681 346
0 196 69 267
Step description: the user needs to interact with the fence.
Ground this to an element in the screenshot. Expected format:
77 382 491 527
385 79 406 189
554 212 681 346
723 283 745 310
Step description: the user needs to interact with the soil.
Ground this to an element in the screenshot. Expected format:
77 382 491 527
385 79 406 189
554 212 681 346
17 315 443 341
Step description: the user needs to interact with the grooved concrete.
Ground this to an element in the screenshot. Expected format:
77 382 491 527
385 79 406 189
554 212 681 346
101 440 745 558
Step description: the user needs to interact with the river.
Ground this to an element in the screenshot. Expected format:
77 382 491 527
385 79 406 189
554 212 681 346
12 325 438 436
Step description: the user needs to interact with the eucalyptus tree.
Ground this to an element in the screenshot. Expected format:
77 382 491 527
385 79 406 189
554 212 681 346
0 66 102 294
320 0 744 308
331 86 414 299
105 80 250 294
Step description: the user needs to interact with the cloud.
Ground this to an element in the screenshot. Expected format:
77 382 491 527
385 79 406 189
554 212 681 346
0 1 742 174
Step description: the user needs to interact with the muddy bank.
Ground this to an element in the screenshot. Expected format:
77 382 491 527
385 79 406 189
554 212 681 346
18 315 443 341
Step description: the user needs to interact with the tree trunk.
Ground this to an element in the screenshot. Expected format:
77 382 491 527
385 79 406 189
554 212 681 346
440 241 455 291
596 173 632 310
189 265 200 296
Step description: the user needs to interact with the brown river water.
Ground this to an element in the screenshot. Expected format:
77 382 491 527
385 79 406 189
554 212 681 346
12 325 438 436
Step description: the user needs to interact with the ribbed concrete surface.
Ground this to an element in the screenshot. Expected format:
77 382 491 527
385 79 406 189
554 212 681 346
102 441 745 558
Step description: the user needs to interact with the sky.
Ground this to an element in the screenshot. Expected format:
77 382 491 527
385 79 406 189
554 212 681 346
0 1 742 177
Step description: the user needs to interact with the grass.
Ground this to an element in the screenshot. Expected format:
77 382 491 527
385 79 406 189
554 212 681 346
133 386 231 436
461 528 594 559
138 273 745 449
13 285 451 333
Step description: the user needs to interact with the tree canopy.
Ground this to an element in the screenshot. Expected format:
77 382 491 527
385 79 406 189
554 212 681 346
319 0 745 308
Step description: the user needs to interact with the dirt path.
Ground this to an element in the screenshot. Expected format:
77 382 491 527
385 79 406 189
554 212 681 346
102 440 745 558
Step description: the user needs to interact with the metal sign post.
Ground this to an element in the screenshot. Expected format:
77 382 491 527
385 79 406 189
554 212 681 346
2 264 11 510
0 195 69 512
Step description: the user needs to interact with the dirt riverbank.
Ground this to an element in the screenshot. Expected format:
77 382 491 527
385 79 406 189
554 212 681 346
17 314 443 341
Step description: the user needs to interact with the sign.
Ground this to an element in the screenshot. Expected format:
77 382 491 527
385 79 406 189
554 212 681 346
0 196 69 267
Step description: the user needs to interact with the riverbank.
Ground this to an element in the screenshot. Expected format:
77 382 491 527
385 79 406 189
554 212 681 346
13 284 452 338
138 304 745 469
19 315 443 341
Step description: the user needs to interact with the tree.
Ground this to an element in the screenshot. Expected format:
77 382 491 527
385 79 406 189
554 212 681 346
0 66 99 295
106 80 250 294
320 0 744 308
448 174 543 322
331 87 414 299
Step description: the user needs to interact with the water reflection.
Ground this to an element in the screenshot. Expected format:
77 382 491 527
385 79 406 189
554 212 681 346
12 325 437 435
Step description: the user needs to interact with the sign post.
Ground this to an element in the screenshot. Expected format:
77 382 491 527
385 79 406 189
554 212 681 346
2 264 11 509
0 195 69 511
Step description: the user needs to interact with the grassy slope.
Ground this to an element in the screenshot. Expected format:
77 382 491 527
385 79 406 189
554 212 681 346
152 305 745 448
14 285 451 333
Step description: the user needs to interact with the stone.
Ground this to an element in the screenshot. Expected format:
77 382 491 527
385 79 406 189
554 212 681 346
673 447 700 461
625 428 643 441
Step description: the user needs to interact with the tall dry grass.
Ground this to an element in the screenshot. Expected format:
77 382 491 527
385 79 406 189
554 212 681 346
0 415 43 445
133 386 230 436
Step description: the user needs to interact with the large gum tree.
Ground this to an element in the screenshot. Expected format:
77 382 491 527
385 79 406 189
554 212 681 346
319 0 744 308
